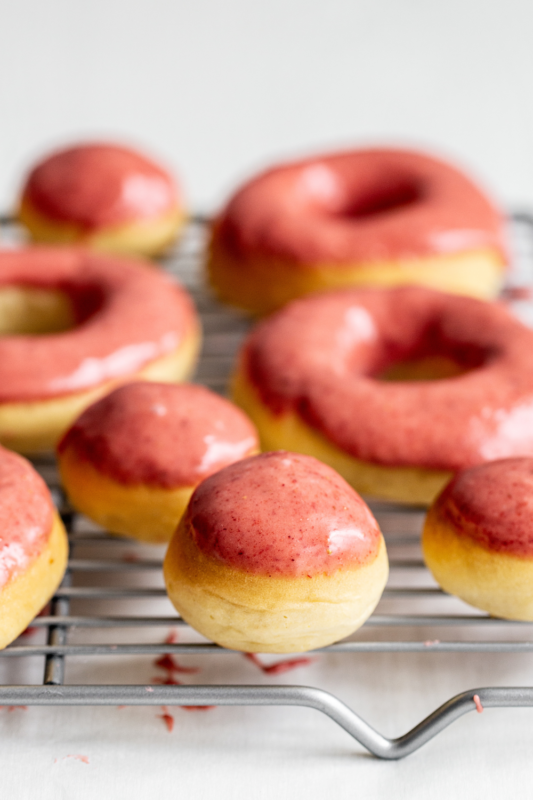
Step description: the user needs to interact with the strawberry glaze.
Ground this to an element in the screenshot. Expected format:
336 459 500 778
0 447 54 588
22 143 180 229
58 383 258 487
216 148 506 265
241 286 533 471
187 451 381 577
435 458 533 557
0 248 197 401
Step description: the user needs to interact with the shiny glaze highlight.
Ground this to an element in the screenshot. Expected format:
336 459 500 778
58 382 258 488
0 447 53 588
22 143 180 229
187 451 381 577
242 286 533 471
216 148 506 265
0 247 197 401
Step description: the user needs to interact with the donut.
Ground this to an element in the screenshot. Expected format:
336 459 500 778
164 451 388 653
423 458 533 619
0 445 68 649
208 147 507 315
233 285 533 505
0 247 200 453
57 382 259 543
18 142 184 257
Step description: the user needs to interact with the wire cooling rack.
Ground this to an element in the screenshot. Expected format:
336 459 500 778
2 214 533 760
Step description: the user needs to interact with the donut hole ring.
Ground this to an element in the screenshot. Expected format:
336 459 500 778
233 286 533 505
0 247 200 453
208 149 507 315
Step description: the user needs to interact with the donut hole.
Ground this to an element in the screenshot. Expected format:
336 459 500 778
379 355 470 381
337 176 423 220
0 287 75 335
374 329 490 382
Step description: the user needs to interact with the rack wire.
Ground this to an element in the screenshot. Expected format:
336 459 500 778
1 213 533 759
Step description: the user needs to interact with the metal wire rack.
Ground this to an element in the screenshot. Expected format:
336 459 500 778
2 213 533 760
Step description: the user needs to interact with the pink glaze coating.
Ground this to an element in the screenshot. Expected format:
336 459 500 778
0 446 54 588
215 148 506 265
22 143 181 229
0 247 197 402
435 458 533 557
242 286 533 471
58 382 259 488
187 451 381 577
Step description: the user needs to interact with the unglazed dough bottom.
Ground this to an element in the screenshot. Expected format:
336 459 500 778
208 239 505 315
19 198 185 258
0 327 200 454
58 447 196 543
164 517 389 653
232 370 452 506
423 504 533 620
0 513 68 649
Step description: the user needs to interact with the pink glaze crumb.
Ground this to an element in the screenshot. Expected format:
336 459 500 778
154 654 199 675
60 382 258 489
54 755 89 765
158 706 175 732
244 652 314 674
165 630 179 645
188 451 381 577
473 694 484 713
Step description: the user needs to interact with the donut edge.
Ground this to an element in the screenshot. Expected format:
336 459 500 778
19 197 186 258
164 515 389 654
423 501 533 620
0 512 68 650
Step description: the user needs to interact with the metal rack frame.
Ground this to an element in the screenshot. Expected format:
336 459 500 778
1 213 533 759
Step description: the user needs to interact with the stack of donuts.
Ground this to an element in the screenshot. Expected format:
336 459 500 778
2 137 533 658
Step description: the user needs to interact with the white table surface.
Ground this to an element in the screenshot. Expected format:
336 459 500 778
2 1 533 797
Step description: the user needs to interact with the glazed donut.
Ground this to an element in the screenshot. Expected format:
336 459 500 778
423 458 533 619
233 285 533 505
18 142 184 257
0 445 68 649
164 451 388 653
0 247 200 453
208 148 507 315
58 382 259 543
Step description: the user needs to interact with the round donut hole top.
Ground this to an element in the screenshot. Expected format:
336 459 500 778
355 318 491 383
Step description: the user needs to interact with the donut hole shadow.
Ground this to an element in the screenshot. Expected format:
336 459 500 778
372 325 491 383
336 176 423 221
0 287 75 335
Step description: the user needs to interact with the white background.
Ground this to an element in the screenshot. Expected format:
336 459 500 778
2 1 533 797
